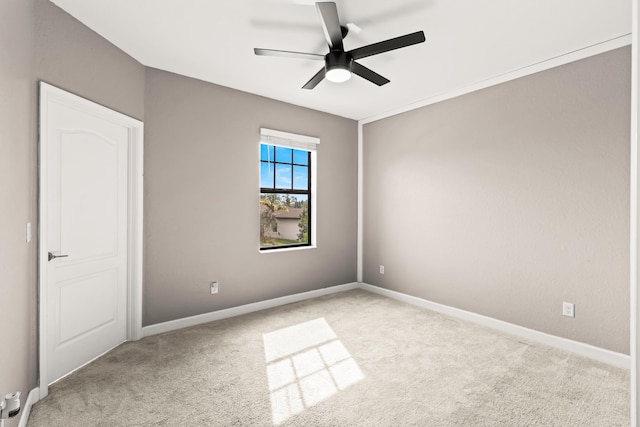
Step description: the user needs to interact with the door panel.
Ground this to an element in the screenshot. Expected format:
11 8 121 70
59 131 122 261
59 269 118 343
46 100 129 384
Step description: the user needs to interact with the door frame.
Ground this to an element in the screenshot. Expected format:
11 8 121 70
38 82 144 399
633 0 639 422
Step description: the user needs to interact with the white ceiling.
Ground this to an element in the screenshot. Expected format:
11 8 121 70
51 0 630 121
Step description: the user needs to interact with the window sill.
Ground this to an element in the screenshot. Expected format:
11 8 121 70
259 245 316 254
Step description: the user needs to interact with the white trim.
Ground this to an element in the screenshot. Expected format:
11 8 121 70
127 125 144 341
17 387 39 427
142 282 360 337
260 127 320 146
140 280 628 369
631 0 639 422
311 149 317 248
359 35 631 125
359 283 630 369
38 82 144 399
357 122 363 282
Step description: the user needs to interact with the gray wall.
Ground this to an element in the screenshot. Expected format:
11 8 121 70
143 68 358 326
0 0 36 424
363 47 631 354
0 0 145 419
34 0 145 120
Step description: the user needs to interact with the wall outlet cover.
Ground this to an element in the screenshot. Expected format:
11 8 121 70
562 302 575 318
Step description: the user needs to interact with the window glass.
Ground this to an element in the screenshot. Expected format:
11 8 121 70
260 144 274 161
260 193 309 247
260 162 274 188
293 149 308 166
275 146 292 163
275 164 292 189
293 166 308 190
260 142 312 249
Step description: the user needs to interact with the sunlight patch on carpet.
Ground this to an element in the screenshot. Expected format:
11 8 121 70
263 318 364 425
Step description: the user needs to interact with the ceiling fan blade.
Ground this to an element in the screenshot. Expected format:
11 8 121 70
352 62 390 86
302 67 326 89
254 48 324 61
349 31 425 60
316 2 344 50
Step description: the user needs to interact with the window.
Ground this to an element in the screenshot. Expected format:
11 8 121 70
259 128 318 250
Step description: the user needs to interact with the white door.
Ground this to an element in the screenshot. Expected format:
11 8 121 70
40 83 143 388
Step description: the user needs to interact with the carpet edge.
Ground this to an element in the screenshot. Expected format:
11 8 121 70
359 282 630 369
141 282 360 338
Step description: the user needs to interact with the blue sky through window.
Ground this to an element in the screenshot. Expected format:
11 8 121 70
293 149 308 165
293 166 308 190
275 146 292 163
261 144 274 162
260 162 274 188
261 144 310 191
275 164 292 189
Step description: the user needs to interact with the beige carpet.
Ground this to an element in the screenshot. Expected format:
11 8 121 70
28 289 629 426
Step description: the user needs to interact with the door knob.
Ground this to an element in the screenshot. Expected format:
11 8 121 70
48 252 69 262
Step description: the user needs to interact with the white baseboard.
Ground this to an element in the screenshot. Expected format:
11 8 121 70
140 280 628 369
17 387 39 427
142 282 360 338
359 283 630 369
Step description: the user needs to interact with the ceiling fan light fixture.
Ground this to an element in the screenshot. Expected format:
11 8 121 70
326 66 351 83
324 51 353 83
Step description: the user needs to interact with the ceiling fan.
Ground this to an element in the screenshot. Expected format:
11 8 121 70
254 2 425 89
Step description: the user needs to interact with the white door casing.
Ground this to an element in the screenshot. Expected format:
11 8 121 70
39 82 143 398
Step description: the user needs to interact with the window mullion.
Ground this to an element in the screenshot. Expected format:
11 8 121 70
290 157 294 192
272 149 276 189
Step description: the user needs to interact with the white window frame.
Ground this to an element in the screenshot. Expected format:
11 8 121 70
259 128 318 252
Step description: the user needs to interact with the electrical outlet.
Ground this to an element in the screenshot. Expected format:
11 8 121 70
562 302 574 318
379 265 384 274
210 282 219 294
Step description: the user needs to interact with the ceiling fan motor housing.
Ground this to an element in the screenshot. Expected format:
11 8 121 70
325 51 353 82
